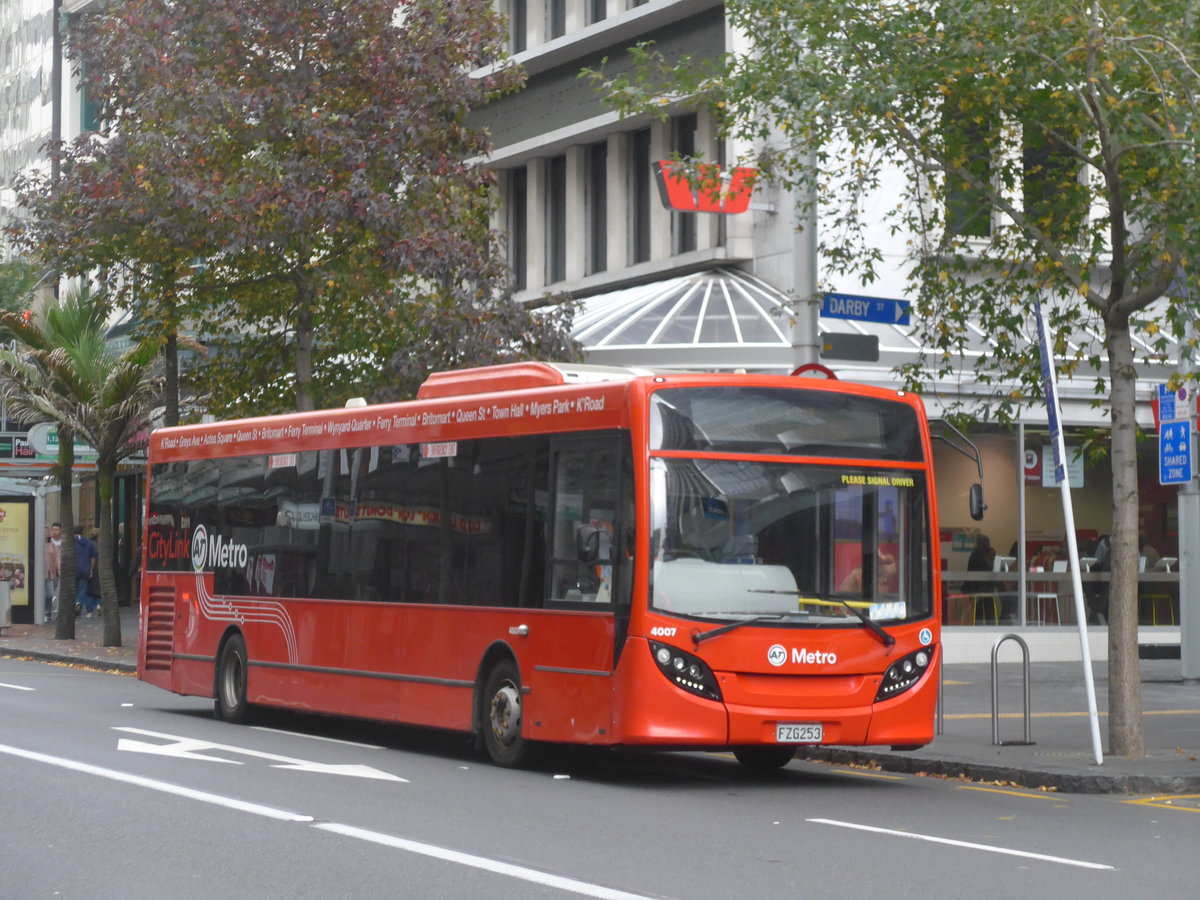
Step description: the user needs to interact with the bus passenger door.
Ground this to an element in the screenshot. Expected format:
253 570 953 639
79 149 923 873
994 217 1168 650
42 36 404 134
522 433 630 745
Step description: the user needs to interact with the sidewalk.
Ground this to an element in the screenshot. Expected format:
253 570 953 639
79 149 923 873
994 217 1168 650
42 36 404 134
0 607 139 673
797 657 1200 794
3 614 1199 793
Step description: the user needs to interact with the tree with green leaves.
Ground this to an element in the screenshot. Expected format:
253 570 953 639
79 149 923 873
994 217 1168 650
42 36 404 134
8 0 576 418
0 257 44 318
0 293 160 647
591 1 1200 756
0 296 100 641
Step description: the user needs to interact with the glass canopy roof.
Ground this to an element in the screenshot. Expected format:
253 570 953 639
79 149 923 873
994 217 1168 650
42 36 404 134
573 268 794 351
568 266 1180 427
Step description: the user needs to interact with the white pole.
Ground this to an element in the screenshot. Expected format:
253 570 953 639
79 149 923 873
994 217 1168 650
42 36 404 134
1053 446 1105 765
1035 300 1104 765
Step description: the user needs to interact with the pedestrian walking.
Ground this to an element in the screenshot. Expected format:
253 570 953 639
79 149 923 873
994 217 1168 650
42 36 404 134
44 522 62 621
87 527 103 611
73 526 99 617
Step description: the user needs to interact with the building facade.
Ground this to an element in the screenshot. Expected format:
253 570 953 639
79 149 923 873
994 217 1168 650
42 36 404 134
0 1 1188 650
478 0 1188 658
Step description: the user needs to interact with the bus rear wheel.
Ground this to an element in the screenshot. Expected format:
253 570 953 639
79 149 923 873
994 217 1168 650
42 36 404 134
214 634 252 724
482 659 531 767
733 746 795 774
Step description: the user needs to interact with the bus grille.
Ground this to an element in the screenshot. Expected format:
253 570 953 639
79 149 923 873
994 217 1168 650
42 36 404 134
143 587 176 671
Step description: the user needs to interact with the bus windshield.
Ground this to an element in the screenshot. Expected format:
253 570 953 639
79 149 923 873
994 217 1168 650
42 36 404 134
649 458 932 625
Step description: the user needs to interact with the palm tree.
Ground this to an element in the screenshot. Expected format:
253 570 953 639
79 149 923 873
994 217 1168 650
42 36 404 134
0 296 102 639
0 292 161 646
84 339 160 646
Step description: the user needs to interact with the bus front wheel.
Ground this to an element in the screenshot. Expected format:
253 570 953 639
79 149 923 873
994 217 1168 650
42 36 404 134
482 659 531 767
733 746 795 774
215 634 252 725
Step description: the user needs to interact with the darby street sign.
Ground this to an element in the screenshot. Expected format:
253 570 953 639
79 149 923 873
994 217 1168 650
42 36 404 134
820 292 911 326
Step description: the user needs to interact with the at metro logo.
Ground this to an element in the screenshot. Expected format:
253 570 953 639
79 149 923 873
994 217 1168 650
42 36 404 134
766 643 839 667
190 524 249 572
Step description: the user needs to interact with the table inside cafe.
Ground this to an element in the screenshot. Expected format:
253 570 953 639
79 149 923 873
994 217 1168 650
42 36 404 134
941 561 1179 627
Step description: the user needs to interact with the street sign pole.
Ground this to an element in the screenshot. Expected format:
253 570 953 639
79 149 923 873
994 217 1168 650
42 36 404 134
791 158 820 369
1172 383 1200 682
1034 298 1104 765
1156 380 1199 681
1179 423 1200 684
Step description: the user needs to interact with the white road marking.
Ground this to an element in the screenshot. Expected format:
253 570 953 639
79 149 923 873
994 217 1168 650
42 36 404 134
251 725 384 750
117 736 242 764
0 682 35 691
0 743 313 822
315 822 659 899
808 818 1114 870
113 726 407 781
0 742 657 899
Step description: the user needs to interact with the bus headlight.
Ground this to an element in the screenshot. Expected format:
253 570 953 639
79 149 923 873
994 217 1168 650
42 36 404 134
875 646 935 702
649 641 722 702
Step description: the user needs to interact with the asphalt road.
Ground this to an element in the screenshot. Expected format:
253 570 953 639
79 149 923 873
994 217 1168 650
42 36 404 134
2 656 1198 899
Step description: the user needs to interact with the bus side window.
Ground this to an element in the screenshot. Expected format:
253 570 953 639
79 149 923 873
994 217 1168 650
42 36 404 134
512 437 548 608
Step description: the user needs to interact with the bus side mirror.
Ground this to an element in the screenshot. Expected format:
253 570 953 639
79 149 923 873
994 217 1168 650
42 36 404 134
969 483 986 521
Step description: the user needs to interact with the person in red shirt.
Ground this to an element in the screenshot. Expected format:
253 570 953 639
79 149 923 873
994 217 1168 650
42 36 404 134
43 522 61 621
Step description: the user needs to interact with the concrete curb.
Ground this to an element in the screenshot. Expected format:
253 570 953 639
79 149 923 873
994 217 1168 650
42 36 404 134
794 746 1200 794
0 646 136 674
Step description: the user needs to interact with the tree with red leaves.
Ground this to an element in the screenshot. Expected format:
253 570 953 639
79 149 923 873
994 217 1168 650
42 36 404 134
10 0 576 417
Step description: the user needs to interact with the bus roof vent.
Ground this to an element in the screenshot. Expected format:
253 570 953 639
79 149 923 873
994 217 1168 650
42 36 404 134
417 362 654 400
345 397 368 408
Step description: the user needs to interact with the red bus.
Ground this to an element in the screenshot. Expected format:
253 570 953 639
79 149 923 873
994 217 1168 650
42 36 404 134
138 362 953 771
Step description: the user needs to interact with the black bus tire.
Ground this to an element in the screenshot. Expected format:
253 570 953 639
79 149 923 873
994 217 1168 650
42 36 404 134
733 746 795 774
482 659 531 767
214 633 252 725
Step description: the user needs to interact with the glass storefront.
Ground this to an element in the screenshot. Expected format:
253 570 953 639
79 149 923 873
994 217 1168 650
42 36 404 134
934 424 1179 628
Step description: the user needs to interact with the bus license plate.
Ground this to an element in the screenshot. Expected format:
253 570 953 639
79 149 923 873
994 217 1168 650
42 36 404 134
776 723 823 743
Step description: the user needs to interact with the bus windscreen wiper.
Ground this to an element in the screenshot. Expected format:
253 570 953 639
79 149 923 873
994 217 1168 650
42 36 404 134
691 614 788 645
748 589 896 648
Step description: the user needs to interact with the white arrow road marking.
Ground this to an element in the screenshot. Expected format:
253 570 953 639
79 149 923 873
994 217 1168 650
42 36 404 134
268 761 406 779
808 818 1114 870
113 727 408 782
0 682 35 691
117 737 242 764
0 742 312 821
251 725 384 749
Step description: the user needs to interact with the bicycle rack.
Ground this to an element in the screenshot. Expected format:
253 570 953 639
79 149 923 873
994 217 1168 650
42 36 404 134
991 633 1034 746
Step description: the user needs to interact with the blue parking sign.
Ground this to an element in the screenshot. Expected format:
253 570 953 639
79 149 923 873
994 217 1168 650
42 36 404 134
1159 421 1192 485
